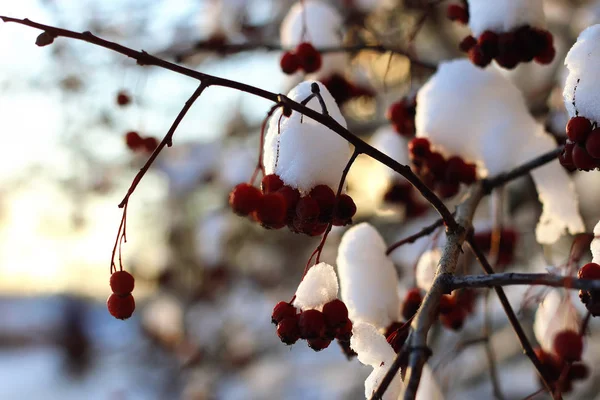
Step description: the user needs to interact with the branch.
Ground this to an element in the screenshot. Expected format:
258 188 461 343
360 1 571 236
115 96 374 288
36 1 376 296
386 217 445 255
451 272 600 291
0 16 457 229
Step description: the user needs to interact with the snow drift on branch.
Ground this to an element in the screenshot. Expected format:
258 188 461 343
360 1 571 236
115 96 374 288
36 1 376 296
563 24 600 124
280 0 346 78
337 223 400 329
263 81 350 194
467 0 546 37
293 262 339 311
416 59 584 244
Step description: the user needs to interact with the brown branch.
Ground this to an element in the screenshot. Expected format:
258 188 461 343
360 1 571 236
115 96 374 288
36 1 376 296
386 217 445 255
466 239 559 398
0 15 457 230
451 272 600 292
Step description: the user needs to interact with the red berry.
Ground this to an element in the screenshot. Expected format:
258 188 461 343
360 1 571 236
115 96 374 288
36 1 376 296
439 306 466 331
310 185 336 219
534 45 555 65
277 317 300 345
427 152 446 180
514 26 538 62
560 141 575 168
125 131 144 151
578 263 600 280
261 174 284 194
437 181 459 199
116 91 131 106
333 194 356 225
298 309 326 339
295 42 322 74
304 221 328 236
553 330 583 362
468 45 492 68
535 347 563 382
307 337 332 351
296 196 320 221
386 326 409 353
566 116 592 143
572 145 597 171
478 31 499 58
143 137 159 153
271 301 297 325
277 186 301 216
446 4 468 24
408 138 431 159
280 51 300 75
256 192 287 228
568 363 590 381
456 288 477 314
387 101 407 123
460 162 477 184
585 128 600 159
402 288 422 320
336 319 353 341
229 183 262 216
107 293 135 320
445 156 467 184
459 36 477 53
322 299 349 329
110 270 135 295
438 294 456 315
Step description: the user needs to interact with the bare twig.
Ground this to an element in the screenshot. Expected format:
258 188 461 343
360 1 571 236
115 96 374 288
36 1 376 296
451 272 600 292
386 218 445 255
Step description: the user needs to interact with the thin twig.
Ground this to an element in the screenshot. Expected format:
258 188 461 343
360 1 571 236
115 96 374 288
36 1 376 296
386 218 445 255
451 272 600 292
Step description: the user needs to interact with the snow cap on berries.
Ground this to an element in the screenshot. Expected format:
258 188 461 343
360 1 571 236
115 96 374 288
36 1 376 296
293 262 339 311
280 0 346 77
564 24 600 125
533 289 581 354
337 223 401 329
467 0 545 37
416 59 584 244
370 126 411 180
263 81 350 193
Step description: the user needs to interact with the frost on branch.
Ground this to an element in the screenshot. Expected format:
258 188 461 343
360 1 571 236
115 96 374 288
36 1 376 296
533 289 580 354
280 0 346 78
416 59 584 244
263 81 350 194
467 0 545 37
293 262 339 311
337 223 400 329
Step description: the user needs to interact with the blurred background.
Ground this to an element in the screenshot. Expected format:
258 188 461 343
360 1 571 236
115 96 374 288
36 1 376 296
1 0 600 399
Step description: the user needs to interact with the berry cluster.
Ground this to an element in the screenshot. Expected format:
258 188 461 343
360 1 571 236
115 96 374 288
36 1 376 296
124 131 159 153
535 340 589 393
382 181 429 219
446 4 469 25
577 262 600 316
107 270 136 320
271 300 353 351
386 98 417 137
472 228 518 267
280 42 322 75
408 138 477 199
460 26 555 69
229 174 357 236
321 74 374 106
400 288 477 331
560 116 600 171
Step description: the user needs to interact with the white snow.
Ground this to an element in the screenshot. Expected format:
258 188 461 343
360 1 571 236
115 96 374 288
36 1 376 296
337 223 401 329
592 220 600 264
563 24 600 124
370 126 411 180
280 0 347 78
416 59 584 244
533 289 581 354
415 248 442 292
467 0 546 37
293 262 339 311
263 81 351 194
364 365 404 400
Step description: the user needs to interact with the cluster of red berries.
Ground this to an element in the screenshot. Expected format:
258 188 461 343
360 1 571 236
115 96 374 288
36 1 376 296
280 42 322 75
229 174 357 236
408 138 477 199
535 330 588 393
386 98 417 137
107 270 136 320
460 26 555 69
116 90 131 107
383 181 429 219
472 228 518 267
446 3 469 25
577 262 600 316
124 131 159 153
559 116 600 171
271 300 353 351
320 74 374 106
401 288 477 331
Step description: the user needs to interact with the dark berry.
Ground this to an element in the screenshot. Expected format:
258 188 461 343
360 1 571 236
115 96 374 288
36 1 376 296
307 337 332 351
585 128 600 159
295 42 322 73
468 45 492 68
534 45 555 65
445 156 467 184
107 293 135 320
143 137 159 153
578 263 600 280
296 196 321 221
560 142 575 167
437 181 460 199
277 186 301 217
110 270 135 295
272 301 297 325
322 299 349 329
310 185 336 219
553 330 583 362
402 288 422 320
566 117 592 143
336 319 353 341
116 91 131 106
438 294 455 315
427 152 446 180
261 174 284 194
256 192 287 228
280 51 300 75
408 138 431 159
459 36 477 53
229 183 262 216
568 363 590 381
446 4 468 24
277 317 300 345
125 131 144 151
478 31 499 59
572 145 597 171
298 309 326 339
333 194 356 225
439 306 466 331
